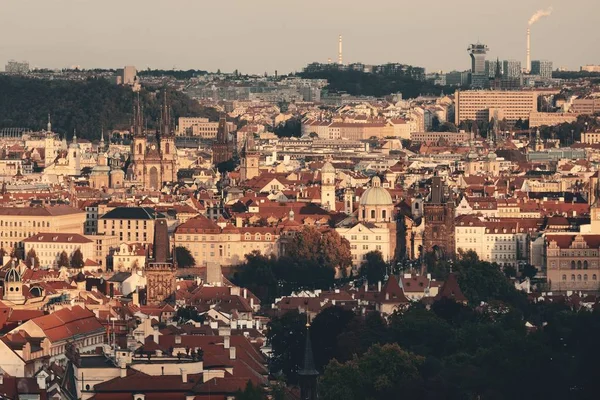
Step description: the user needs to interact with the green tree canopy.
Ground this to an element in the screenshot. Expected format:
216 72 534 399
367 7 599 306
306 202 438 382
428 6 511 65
58 251 70 268
70 249 84 269
359 250 388 284
25 248 40 268
175 246 196 268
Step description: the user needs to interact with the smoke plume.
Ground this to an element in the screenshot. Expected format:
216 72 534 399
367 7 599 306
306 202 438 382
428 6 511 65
529 7 553 25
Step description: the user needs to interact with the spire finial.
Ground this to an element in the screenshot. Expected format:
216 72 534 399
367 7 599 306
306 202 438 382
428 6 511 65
47 113 52 132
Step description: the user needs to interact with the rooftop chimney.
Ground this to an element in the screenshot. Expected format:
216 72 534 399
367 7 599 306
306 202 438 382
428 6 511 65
229 346 236 360
181 368 188 383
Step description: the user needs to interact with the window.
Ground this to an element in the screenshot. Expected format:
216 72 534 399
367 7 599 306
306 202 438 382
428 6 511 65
571 274 575 281
577 261 582 270
584 261 588 269
594 274 597 281
562 274 566 281
584 274 588 281
571 261 576 270
382 210 387 220
578 274 582 281
370 210 375 219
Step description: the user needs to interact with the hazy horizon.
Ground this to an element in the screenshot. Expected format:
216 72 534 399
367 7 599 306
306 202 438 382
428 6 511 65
0 0 597 75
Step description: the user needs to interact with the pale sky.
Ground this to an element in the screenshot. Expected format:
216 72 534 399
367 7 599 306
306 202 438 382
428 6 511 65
0 0 597 74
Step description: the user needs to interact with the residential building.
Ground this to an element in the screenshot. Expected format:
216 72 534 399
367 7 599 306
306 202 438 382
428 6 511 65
503 60 522 78
22 233 94 269
529 112 578 128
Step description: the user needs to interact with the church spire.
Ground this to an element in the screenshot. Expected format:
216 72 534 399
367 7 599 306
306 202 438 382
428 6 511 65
47 114 52 132
160 90 172 137
133 93 144 137
298 317 319 400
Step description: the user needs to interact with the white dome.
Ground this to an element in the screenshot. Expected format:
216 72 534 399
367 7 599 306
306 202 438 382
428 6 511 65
322 162 335 173
359 177 393 206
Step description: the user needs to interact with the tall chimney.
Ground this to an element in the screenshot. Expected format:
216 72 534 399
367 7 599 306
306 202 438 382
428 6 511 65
338 35 343 65
526 28 531 73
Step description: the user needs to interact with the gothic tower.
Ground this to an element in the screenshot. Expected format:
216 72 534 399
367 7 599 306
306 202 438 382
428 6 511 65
240 135 259 181
132 95 146 164
145 218 176 304
321 161 336 211
159 91 175 163
423 176 455 258
212 116 233 166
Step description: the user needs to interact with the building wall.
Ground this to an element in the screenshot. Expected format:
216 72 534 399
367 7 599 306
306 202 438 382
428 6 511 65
336 223 392 267
23 238 94 268
0 209 86 252
174 230 279 267
455 90 538 124
546 235 600 291
98 218 155 244
529 112 578 128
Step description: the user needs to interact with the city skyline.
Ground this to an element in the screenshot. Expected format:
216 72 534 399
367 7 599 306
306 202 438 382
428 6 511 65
0 0 597 74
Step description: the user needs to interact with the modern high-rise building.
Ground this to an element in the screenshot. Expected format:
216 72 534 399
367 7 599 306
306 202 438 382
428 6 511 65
503 60 522 78
5 60 29 75
531 60 553 79
485 60 503 78
468 43 489 88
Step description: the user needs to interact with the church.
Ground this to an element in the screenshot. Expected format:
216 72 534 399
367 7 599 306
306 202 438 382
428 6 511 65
129 93 177 190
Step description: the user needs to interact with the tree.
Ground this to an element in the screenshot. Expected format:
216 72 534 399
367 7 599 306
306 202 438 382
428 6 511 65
0 247 6 259
175 246 196 268
232 251 279 304
320 230 352 273
25 248 40 268
266 310 307 383
310 306 356 371
58 251 70 268
175 306 205 324
234 380 266 400
359 250 388 284
319 344 425 400
70 248 84 269
522 263 538 280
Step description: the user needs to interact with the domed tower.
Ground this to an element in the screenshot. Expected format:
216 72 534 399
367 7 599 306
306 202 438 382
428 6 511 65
321 161 336 211
68 130 81 175
359 176 393 223
4 260 24 303
344 185 355 215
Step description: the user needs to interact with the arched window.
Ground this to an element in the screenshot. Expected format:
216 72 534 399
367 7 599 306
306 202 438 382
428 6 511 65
244 233 251 240
362 209 366 220
255 233 261 241
382 210 387 220
594 274 598 281
571 274 576 281
584 274 588 281
265 234 272 241
571 261 576 269
577 274 582 281
584 261 588 269
370 210 375 219
562 274 567 281
166 142 170 154
577 261 582 270
137 143 142 154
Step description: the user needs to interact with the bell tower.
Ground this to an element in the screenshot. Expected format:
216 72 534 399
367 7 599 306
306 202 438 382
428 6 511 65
240 135 259 181
320 161 336 211
344 185 354 215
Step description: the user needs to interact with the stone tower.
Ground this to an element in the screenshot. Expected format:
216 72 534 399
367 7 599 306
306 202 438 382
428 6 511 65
240 135 259 181
320 161 336 211
423 176 455 259
145 218 175 304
